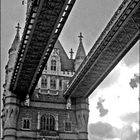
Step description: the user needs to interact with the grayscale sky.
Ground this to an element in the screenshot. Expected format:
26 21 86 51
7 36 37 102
1 1 139 140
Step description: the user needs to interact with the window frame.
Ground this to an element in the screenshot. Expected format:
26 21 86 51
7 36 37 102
59 79 63 90
45 64 47 70
41 76 47 88
51 60 56 71
64 121 72 132
22 118 31 130
50 78 56 90
40 114 55 131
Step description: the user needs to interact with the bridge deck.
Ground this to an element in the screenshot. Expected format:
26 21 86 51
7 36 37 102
9 0 76 100
64 0 140 99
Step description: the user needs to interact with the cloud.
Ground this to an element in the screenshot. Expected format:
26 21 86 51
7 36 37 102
123 41 139 67
121 125 139 140
88 121 139 140
129 73 140 89
120 112 139 124
120 112 139 140
88 122 119 140
96 97 108 117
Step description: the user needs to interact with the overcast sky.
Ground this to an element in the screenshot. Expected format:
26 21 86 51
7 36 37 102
1 0 139 140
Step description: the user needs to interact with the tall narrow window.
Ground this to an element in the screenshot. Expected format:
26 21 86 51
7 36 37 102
22 118 31 129
59 79 63 90
45 64 47 70
65 121 72 132
51 60 56 71
50 78 56 89
41 76 47 88
41 114 55 131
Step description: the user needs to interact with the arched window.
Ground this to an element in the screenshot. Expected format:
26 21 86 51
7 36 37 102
50 78 56 89
41 114 55 131
51 60 56 71
41 76 47 88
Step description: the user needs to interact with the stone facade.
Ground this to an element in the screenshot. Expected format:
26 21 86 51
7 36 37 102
2 26 89 140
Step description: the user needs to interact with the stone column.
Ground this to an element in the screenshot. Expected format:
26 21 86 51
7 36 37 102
47 76 50 89
2 90 20 140
75 98 89 140
56 78 59 90
55 114 58 131
37 112 41 130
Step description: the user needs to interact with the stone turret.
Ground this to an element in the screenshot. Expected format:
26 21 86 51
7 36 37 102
4 23 21 90
75 32 86 71
74 33 89 140
2 23 21 140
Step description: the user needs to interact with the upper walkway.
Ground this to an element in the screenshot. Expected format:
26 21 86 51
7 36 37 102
64 0 140 99
9 0 76 100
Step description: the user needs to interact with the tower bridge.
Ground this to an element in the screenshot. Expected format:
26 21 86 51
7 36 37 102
1 0 140 140
9 0 76 100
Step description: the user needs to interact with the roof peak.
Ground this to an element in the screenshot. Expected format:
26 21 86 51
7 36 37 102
54 40 74 71
78 32 83 42
9 23 21 53
15 23 21 34
75 32 86 60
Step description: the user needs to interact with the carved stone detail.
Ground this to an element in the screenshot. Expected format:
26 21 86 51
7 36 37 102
75 98 89 133
76 111 89 132
3 105 19 129
66 98 71 110
24 94 30 106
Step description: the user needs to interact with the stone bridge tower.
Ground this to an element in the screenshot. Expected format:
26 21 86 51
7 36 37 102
2 28 89 140
1 23 21 140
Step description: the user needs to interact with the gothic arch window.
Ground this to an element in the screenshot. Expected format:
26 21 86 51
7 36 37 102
51 60 56 71
41 76 47 88
40 114 55 131
50 78 56 89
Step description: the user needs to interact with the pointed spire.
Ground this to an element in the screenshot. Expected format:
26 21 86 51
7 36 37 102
9 23 21 53
22 0 25 5
69 48 74 59
14 23 21 43
16 23 21 34
78 32 83 42
75 32 86 60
